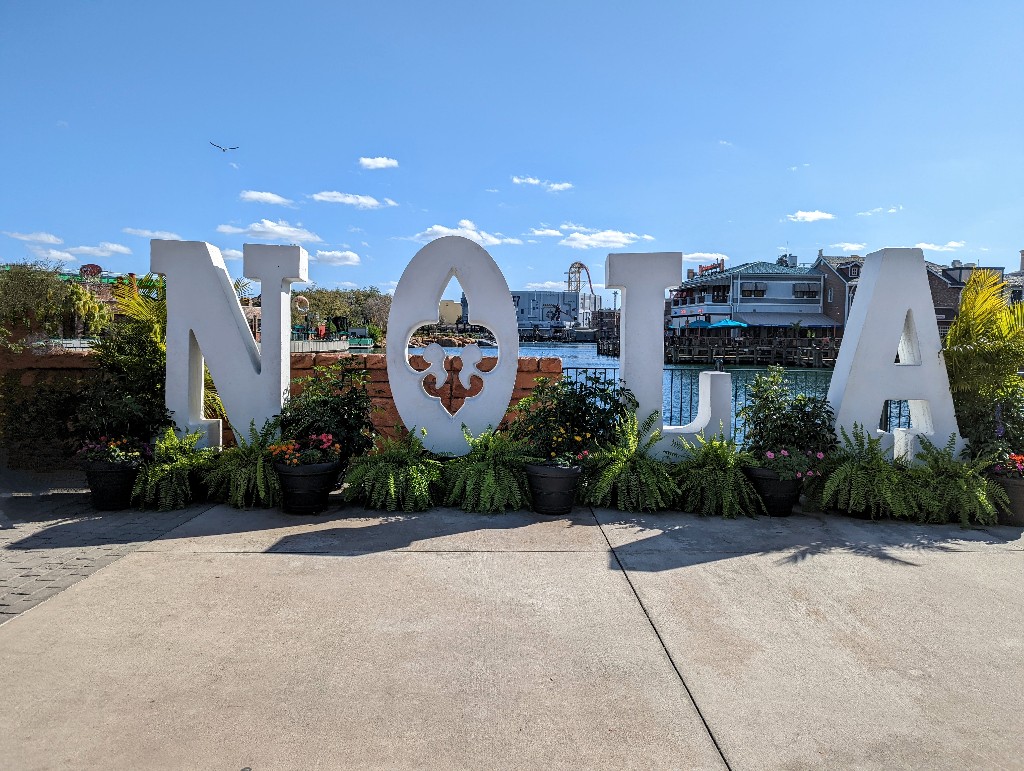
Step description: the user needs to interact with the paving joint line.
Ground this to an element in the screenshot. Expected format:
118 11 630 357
591 508 733 771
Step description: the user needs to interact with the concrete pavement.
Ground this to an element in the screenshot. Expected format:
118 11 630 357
0 494 1022 769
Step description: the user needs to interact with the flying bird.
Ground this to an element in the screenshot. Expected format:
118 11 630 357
210 142 239 152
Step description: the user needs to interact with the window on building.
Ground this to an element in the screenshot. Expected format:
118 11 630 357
849 265 860 277
827 287 834 303
740 281 766 298
792 282 820 299
711 286 729 303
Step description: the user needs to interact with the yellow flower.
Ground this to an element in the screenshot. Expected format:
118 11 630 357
574 435 581 442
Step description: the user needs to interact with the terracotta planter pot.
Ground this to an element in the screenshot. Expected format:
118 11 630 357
744 467 801 517
525 463 582 515
84 461 139 511
993 477 1024 526
274 460 343 515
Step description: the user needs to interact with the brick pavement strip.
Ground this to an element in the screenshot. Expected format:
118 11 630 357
0 502 205 625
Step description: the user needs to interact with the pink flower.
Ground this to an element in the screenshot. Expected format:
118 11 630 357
796 472 802 478
765 451 775 459
780 450 789 457
806 470 815 477
816 452 825 460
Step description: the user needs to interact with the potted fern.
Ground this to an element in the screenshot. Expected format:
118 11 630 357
910 435 1009 527
344 428 444 512
738 365 837 516
132 427 216 511
579 411 679 512
442 426 536 513
673 433 764 518
272 363 374 515
202 419 281 509
820 424 916 520
508 373 637 515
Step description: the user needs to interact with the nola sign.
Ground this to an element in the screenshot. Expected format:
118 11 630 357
151 238 960 457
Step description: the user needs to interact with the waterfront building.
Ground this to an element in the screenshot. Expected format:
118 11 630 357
813 250 1005 335
667 255 831 333
438 299 461 325
461 288 602 335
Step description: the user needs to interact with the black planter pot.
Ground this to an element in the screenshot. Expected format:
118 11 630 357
275 460 343 515
84 461 139 511
525 463 582 515
744 467 801 517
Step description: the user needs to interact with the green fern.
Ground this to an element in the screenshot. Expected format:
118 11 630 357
672 433 764 518
344 428 444 512
579 411 679 512
909 434 1007 526
201 419 281 509
132 427 216 511
821 423 917 519
442 427 537 513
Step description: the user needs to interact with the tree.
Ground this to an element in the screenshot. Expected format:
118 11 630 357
0 261 77 349
292 285 392 331
943 269 1024 456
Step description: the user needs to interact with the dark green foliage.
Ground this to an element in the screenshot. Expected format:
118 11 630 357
278 364 373 458
201 420 281 509
442 427 536 513
821 424 916 520
74 320 173 442
579 411 679 512
909 435 1007 526
0 373 88 469
740 365 837 454
0 260 85 349
507 373 638 461
673 433 764 518
344 428 443 511
132 428 217 511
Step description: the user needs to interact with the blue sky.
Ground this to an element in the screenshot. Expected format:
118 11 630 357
2 1 1021 302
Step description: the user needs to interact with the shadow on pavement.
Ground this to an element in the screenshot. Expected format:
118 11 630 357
596 509 1023 572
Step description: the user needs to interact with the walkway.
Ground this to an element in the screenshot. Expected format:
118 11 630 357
0 487 1021 769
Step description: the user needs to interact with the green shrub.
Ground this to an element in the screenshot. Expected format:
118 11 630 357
442 427 536 513
739 365 837 455
507 373 637 462
0 373 88 469
821 424 916 520
579 411 679 512
202 420 280 509
278 364 374 458
673 433 764 518
344 428 443 512
909 435 1007 526
132 428 217 511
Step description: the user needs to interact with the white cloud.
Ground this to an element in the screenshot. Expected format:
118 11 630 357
485 188 499 193
786 210 835 223
528 227 563 237
525 281 565 290
311 191 398 209
914 241 966 252
68 242 132 257
512 175 573 192
359 156 398 170
641 234 656 241
682 252 730 263
314 250 361 266
221 248 243 261
559 230 647 250
216 219 322 243
4 231 63 244
831 242 866 252
857 204 902 217
411 219 523 247
334 281 359 288
28 246 76 262
559 222 597 233
718 139 733 147
240 190 294 206
123 227 181 240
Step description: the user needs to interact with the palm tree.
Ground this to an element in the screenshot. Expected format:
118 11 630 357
943 269 1024 455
